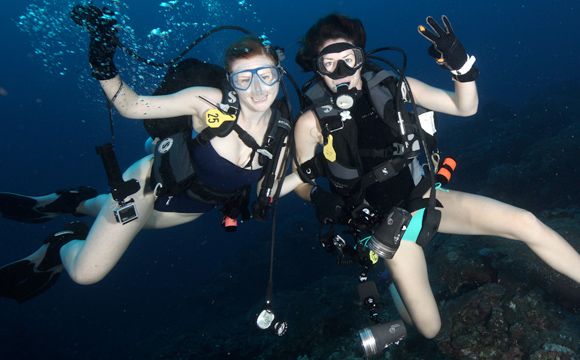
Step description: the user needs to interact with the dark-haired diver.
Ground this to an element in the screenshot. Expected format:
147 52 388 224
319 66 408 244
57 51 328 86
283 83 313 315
0 5 303 302
293 13 580 354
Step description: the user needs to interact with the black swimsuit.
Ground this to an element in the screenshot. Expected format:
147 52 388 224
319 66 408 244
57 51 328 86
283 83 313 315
154 141 263 213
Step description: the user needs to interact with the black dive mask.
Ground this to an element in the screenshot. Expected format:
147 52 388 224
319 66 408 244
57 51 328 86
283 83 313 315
316 42 365 80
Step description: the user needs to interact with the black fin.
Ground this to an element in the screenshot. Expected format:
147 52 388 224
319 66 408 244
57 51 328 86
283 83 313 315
0 186 97 223
0 221 89 303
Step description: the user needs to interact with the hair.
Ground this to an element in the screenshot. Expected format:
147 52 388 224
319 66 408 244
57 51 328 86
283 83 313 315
224 36 278 72
295 13 366 72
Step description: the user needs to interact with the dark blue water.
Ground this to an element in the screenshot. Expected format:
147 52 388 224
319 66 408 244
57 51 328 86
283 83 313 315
1 1 578 359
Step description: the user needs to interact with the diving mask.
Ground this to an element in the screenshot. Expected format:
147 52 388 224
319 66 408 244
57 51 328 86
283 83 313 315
316 42 364 80
229 66 283 91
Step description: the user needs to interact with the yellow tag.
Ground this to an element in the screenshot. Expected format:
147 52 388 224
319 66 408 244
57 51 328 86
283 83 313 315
205 108 236 128
369 250 379 264
323 134 337 162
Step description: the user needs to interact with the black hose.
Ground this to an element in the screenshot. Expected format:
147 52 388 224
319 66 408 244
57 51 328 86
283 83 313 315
118 25 253 68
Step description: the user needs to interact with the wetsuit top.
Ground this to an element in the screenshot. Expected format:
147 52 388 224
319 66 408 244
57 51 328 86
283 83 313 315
154 141 263 213
352 92 415 212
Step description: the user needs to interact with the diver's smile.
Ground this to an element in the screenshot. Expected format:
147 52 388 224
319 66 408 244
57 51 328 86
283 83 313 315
251 95 268 103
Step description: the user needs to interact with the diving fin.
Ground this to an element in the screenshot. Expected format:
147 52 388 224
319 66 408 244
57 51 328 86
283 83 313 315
0 221 89 303
0 186 98 223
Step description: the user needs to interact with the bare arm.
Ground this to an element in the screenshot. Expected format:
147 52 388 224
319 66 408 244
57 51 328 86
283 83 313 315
98 75 222 128
256 134 305 198
293 110 323 201
265 171 304 198
75 5 222 128
412 15 479 117
407 76 478 116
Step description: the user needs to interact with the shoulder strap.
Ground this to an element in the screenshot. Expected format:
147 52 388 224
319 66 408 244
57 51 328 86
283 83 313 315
362 69 397 125
303 78 332 107
259 110 291 163
232 124 261 150
195 82 241 145
252 108 292 219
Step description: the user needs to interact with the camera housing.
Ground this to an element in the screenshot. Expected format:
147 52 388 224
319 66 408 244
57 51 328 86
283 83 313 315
113 199 138 225
367 207 412 259
359 320 406 358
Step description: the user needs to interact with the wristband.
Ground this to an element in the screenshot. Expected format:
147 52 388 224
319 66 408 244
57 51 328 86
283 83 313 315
450 55 476 76
452 66 479 82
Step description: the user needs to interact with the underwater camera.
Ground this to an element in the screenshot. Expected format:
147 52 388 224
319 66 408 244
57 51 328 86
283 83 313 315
358 320 407 358
96 143 140 225
367 207 412 259
113 199 139 225
356 280 406 357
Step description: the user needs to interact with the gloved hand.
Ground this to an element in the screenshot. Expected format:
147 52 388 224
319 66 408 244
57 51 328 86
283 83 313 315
71 4 119 80
310 186 345 224
418 15 478 82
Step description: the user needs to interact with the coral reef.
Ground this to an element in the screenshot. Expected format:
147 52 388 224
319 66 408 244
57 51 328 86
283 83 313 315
151 208 579 359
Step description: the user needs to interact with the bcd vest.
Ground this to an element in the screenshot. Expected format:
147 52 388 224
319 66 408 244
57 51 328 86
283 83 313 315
303 68 438 207
150 90 291 221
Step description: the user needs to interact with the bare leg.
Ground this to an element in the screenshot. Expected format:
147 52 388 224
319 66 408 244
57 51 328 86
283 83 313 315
60 154 210 284
73 193 205 225
436 190 580 283
385 188 580 338
76 194 108 217
144 210 203 229
60 156 156 284
385 241 441 338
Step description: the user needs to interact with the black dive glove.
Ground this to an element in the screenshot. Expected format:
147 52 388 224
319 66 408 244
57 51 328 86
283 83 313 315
418 15 478 82
71 4 119 80
310 186 345 224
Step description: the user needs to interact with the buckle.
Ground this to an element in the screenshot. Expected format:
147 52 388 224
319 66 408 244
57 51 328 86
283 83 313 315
392 143 406 156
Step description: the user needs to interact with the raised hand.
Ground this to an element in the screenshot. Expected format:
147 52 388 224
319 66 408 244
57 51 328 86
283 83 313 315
418 15 478 81
71 4 119 80
71 4 117 36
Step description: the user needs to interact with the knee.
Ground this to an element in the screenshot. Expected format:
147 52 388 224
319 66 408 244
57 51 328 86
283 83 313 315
415 315 441 339
517 209 540 227
413 312 441 339
512 209 543 239
67 266 107 285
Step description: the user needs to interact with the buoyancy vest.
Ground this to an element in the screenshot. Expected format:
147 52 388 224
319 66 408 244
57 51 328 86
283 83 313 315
303 68 439 210
151 101 290 197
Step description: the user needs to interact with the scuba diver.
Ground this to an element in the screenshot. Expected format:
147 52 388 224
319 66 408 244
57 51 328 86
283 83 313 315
0 4 304 303
292 13 580 356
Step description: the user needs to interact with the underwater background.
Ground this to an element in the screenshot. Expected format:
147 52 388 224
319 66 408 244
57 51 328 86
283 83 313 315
0 0 578 359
